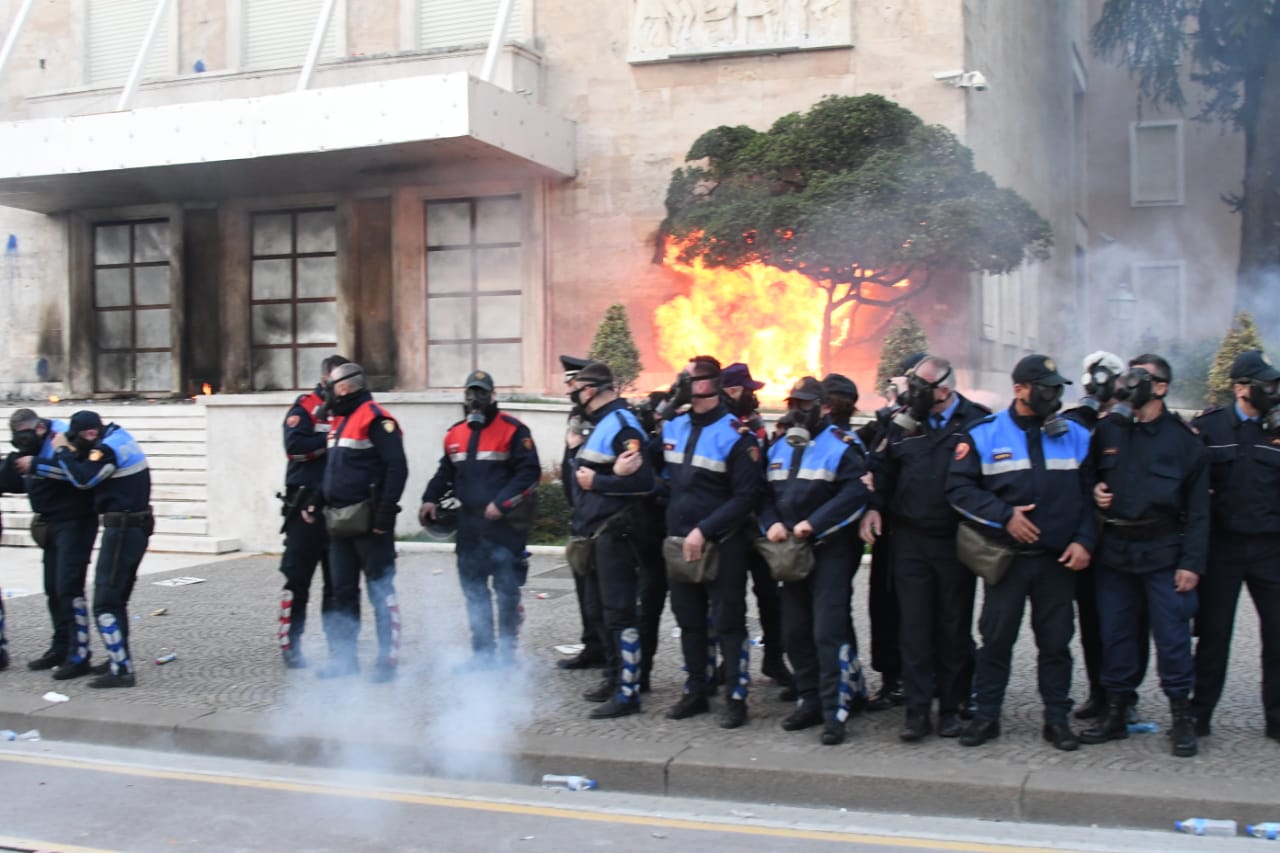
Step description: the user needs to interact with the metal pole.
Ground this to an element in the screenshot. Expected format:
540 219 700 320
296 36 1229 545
0 0 37 86
117 0 171 111
480 0 516 83
297 0 338 92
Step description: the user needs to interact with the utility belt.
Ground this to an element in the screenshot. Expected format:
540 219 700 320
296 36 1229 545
102 507 155 533
1099 514 1179 542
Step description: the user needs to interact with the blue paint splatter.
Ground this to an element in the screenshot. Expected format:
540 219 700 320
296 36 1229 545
5 234 16 253
193 59 206 73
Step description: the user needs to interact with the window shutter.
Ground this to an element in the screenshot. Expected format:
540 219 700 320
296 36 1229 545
1130 123 1183 206
418 0 520 51
86 0 174 86
243 0 341 69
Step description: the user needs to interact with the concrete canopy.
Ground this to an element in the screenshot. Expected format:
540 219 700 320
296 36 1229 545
0 73 577 213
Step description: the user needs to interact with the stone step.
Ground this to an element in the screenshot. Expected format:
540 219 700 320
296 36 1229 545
2 511 208 536
151 470 207 486
0 529 239 554
2 495 207 515
125 429 208 443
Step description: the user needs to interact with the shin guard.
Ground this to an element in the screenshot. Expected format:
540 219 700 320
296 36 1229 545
97 612 131 674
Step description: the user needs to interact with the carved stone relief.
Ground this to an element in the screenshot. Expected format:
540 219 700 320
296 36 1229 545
629 0 853 62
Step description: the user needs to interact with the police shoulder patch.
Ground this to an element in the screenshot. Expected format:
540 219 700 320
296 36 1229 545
624 438 641 453
88 449 104 462
954 442 970 461
748 445 760 462
286 414 301 428
522 436 534 450
381 419 396 433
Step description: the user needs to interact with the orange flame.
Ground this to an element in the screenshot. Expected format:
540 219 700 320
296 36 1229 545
201 383 213 396
48 394 60 403
653 237 904 398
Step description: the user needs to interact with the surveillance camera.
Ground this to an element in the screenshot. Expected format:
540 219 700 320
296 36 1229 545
932 70 965 81
960 71 989 91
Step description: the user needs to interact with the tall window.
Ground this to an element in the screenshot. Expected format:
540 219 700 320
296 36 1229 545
93 220 173 393
425 196 523 387
250 209 339 390
242 0 341 69
86 0 175 86
1131 261 1185 343
1130 121 1185 207
418 0 520 50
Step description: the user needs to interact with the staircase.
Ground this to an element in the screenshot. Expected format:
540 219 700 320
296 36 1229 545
0 403 239 554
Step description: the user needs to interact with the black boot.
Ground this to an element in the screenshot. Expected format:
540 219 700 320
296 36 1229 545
666 689 710 720
1073 689 1106 720
1169 697 1198 757
1080 692 1130 744
583 676 615 703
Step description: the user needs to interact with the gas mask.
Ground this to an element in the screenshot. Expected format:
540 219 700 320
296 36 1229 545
1027 383 1064 420
10 428 41 455
1244 379 1280 419
464 388 495 429
67 432 95 456
784 404 824 448
893 368 950 432
1082 364 1119 404
655 371 693 422
1109 367 1166 423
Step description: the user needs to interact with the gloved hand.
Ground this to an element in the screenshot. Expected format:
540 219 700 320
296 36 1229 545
374 504 399 533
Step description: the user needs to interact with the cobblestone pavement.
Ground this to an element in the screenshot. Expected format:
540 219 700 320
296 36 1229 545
2 548 1276 785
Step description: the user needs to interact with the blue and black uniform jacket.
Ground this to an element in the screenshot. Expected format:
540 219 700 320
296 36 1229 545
568 399 654 537
1191 405 1280 537
284 386 329 490
21 419 96 522
946 406 1095 554
759 422 868 538
658 403 761 540
56 423 152 513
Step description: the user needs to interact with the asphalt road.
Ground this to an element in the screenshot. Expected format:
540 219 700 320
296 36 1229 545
0 741 1262 853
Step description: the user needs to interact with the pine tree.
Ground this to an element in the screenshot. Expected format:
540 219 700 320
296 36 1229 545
1206 312 1265 407
875 311 928 397
587 304 643 393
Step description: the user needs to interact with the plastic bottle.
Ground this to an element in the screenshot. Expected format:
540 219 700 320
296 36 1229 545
155 652 177 665
1126 721 1159 734
1175 818 1237 837
1246 823 1280 840
541 774 597 791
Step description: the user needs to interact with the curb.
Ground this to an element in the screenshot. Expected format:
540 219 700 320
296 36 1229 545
3 693 1276 830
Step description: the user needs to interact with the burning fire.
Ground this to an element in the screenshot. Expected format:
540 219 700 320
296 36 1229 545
653 236 905 399
48 394 60 403
201 383 213 396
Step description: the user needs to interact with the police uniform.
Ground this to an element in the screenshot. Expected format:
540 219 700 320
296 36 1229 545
277 385 336 666
874 392 988 739
1085 403 1209 752
1190 358 1280 741
422 373 541 666
568 391 654 716
762 419 868 743
55 412 152 686
319 389 409 680
7 417 99 674
660 399 762 727
946 359 1094 747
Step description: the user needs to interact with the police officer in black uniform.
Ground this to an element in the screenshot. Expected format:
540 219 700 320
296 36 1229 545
765 374 870 745
1190 350 1280 743
566 361 655 718
4 409 98 678
276 354 347 669
1081 354 1209 757
660 356 762 728
863 355 988 741
947 355 1094 751
557 354 610 672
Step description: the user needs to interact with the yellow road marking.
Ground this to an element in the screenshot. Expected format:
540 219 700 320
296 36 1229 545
0 752 1069 852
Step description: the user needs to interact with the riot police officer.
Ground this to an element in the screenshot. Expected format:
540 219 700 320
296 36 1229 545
659 356 762 728
863 355 988 741
566 361 655 717
53 411 153 688
276 354 347 669
764 374 870 745
1081 354 1209 757
1190 350 1280 743
947 355 1094 751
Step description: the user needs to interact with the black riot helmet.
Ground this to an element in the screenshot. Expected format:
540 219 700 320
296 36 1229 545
422 489 462 540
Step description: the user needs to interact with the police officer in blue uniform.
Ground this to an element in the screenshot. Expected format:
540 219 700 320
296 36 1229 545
1080 354 1209 757
863 355 989 741
565 361 655 718
1190 350 1280 743
306 362 409 683
275 354 347 669
765 374 870 745
4 409 98 678
947 355 1094 751
53 411 152 688
660 356 763 728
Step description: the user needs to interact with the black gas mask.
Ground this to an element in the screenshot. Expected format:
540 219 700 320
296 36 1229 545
67 432 95 456
655 371 693 422
1109 367 1166 423
464 388 495 429
1244 378 1280 419
784 402 824 448
10 428 41 455
1027 383 1064 420
894 367 950 432
1083 364 1119 405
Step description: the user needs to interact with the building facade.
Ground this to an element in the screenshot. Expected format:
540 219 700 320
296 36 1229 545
0 0 1096 405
